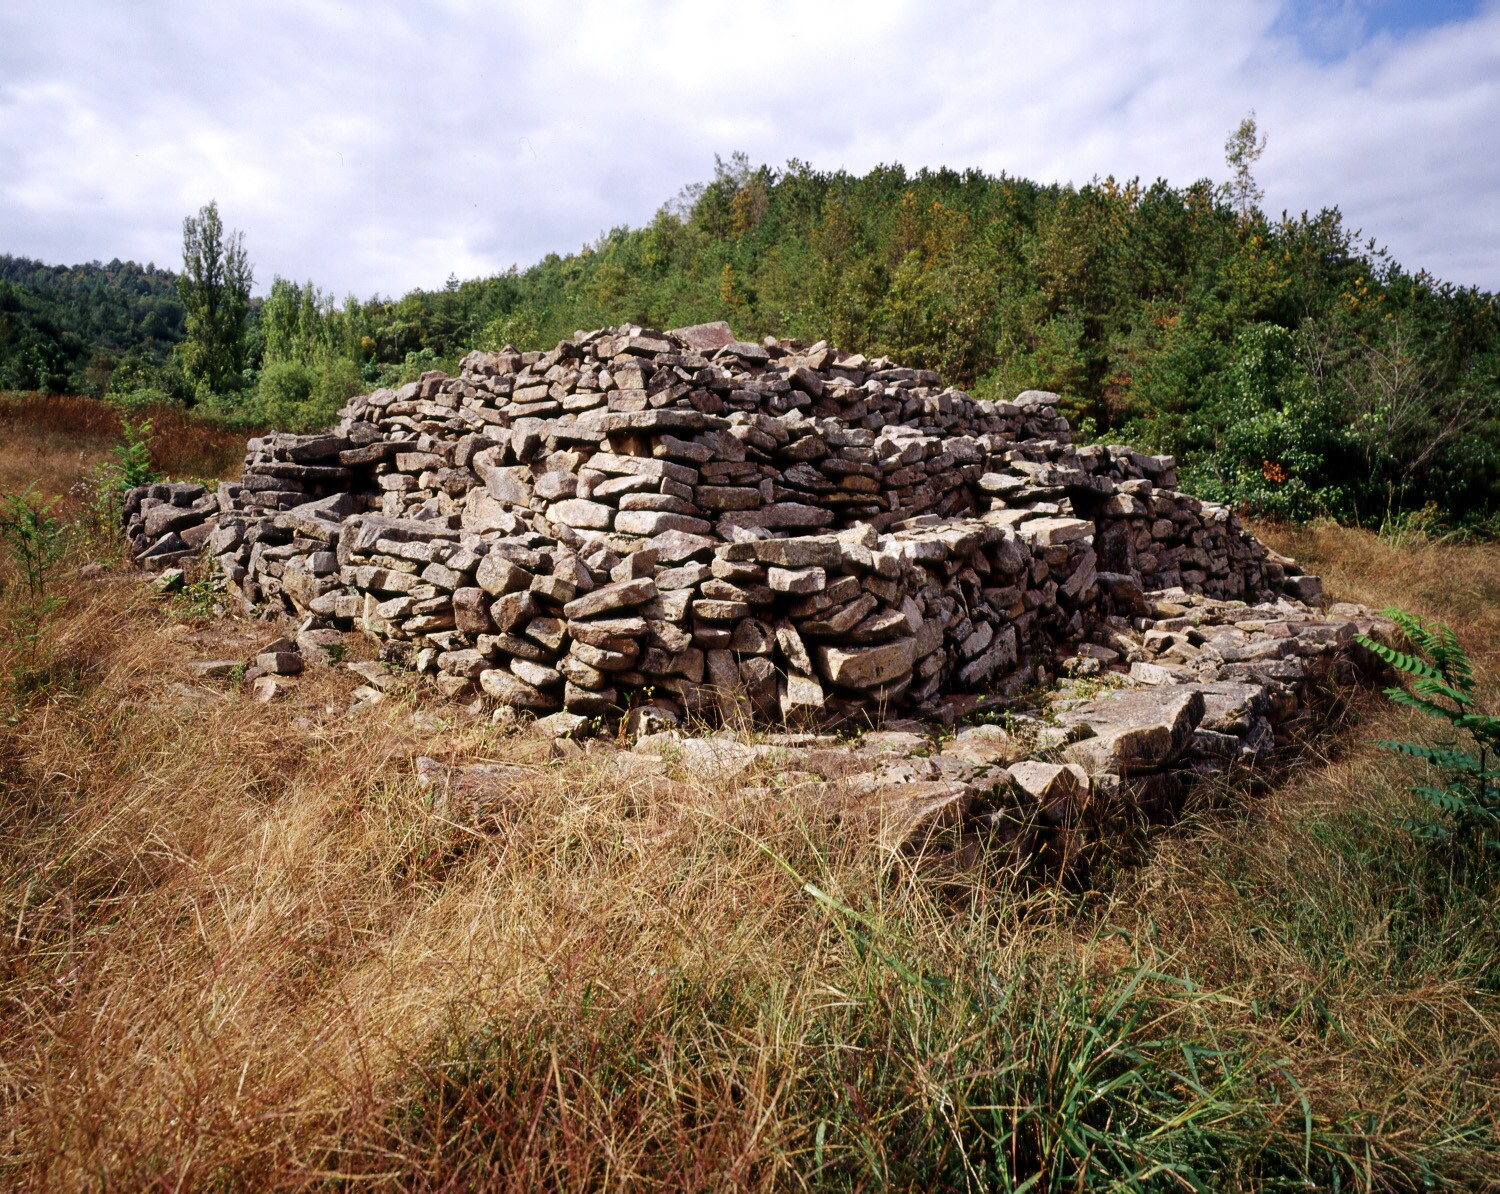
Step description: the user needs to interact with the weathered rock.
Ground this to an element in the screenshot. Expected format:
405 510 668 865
814 639 916 690
255 650 303 676
941 722 1024 766
1010 761 1090 822
550 499 615 530
865 780 974 851
124 319 1371 759
768 565 826 594
251 676 284 702
564 577 658 619
779 671 826 720
1062 686 1205 774
479 669 555 709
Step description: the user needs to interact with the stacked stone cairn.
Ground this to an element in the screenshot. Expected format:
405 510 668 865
123 323 1385 773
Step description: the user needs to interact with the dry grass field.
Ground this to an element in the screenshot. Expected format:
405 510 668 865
0 398 1497 1190
0 393 248 513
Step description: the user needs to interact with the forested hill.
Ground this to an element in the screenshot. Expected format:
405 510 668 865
376 159 1500 526
5 156 1500 527
0 254 185 394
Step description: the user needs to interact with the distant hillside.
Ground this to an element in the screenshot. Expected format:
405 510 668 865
359 157 1500 527
0 254 185 394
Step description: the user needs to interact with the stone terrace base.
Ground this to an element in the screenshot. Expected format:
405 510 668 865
407 584 1389 872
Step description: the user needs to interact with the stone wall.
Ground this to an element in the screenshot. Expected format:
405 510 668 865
124 321 1332 730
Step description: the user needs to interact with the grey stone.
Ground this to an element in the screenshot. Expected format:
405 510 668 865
750 536 843 568
479 669 556 708
550 499 615 530
1010 761 1089 822
768 565 826 594
564 577 658 619
255 651 303 676
614 510 712 537
814 639 916 690
1062 685 1205 774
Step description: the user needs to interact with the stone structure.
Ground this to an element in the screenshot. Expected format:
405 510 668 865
123 321 1369 741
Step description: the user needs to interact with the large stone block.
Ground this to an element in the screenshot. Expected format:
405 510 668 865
564 577 658 619
813 639 916 690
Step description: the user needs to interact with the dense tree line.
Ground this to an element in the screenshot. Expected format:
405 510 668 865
0 254 184 395
391 154 1500 528
4 150 1498 529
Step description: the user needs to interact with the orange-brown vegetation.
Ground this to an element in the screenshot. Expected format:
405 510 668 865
0 393 252 515
0 439 1496 1189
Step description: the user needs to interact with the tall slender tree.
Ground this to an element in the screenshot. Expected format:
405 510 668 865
1224 112 1268 224
177 200 253 397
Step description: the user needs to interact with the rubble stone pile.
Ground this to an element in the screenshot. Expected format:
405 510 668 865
124 321 1358 737
409 582 1390 864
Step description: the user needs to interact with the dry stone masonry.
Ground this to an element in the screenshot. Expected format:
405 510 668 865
125 322 1346 721
125 320 1391 849
125 321 1397 862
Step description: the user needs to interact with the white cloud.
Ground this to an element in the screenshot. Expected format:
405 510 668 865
1 0 1496 296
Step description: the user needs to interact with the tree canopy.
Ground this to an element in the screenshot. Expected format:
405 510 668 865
0 254 184 394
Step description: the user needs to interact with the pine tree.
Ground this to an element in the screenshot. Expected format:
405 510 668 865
1224 113 1267 223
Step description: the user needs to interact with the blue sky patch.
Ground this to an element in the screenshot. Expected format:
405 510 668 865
1277 0 1483 62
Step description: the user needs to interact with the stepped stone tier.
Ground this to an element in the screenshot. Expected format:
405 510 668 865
123 321 1370 746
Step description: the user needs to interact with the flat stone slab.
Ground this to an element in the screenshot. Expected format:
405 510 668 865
1061 685 1205 774
814 639 916 690
563 577 658 619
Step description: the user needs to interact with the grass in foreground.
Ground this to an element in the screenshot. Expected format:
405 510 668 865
0 448 1496 1188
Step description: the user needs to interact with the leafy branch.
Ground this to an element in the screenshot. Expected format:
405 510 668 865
1357 608 1500 861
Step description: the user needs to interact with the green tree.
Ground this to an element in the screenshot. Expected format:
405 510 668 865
1224 113 1267 224
177 200 253 398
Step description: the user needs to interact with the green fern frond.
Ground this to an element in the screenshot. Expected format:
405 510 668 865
1382 607 1441 652
1376 741 1485 773
1377 608 1475 695
1411 674 1473 707
1398 817 1451 842
1371 608 1497 863
1385 688 1466 726
1453 713 1500 747
1356 636 1448 684
1411 786 1478 817
1434 623 1475 695
1413 785 1500 821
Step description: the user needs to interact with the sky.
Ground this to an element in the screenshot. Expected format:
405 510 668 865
2 0 1497 298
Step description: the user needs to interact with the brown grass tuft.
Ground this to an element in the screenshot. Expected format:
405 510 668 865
1257 519 1500 681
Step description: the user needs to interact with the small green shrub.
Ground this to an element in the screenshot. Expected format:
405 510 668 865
69 415 159 557
111 416 158 489
252 357 362 432
0 485 70 685
172 564 222 622
1357 608 1500 862
254 360 318 426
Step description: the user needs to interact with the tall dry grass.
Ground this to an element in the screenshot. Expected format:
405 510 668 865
0 393 252 512
0 447 1496 1188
